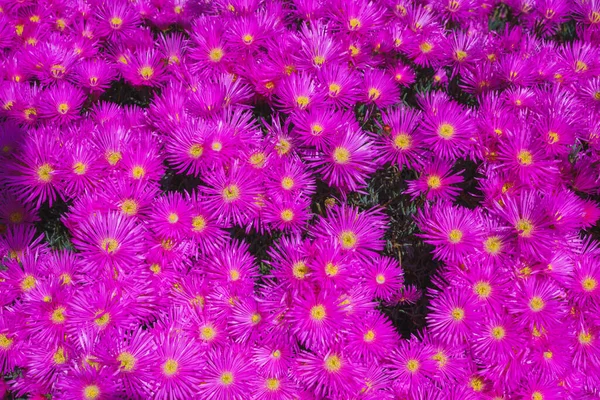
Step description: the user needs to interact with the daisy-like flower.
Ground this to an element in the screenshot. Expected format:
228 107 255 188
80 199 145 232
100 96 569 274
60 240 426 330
0 311 26 374
317 63 361 108
164 120 208 177
152 332 203 400
416 203 482 264
509 277 566 330
71 211 145 273
263 195 311 234
427 288 478 344
147 192 191 240
274 72 323 113
265 159 316 200
290 107 346 151
198 347 254 400
387 337 436 394
472 313 521 362
74 59 118 94
365 256 404 301
376 107 424 169
296 348 361 399
267 235 313 292
288 290 344 350
122 48 166 87
347 311 398 362
314 128 378 192
405 159 464 201
119 138 165 183
310 242 356 291
55 365 118 400
295 22 342 71
95 0 141 39
38 83 85 124
361 69 400 108
205 239 258 295
313 205 387 257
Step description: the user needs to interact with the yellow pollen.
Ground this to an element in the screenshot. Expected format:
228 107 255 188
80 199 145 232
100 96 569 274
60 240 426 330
376 274 386 284
516 219 533 237
324 355 342 372
529 296 545 311
579 331 593 345
220 371 234 385
83 385 100 400
53 347 66 364
106 151 122 165
293 261 308 279
24 107 37 119
474 281 492 298
329 83 341 95
222 185 240 202
21 275 36 291
16 24 24 36
333 147 350 164
470 377 484 392
37 163 53 183
94 312 110 328
532 391 543 400
251 313 261 324
448 229 463 244
121 199 138 216
455 50 467 61
451 307 465 321
150 263 161 274
51 307 66 324
276 138 291 155
117 352 136 372
212 141 222 152
139 66 154 80
582 276 598 292
266 378 280 391
313 55 325 65
43 295 52 303
517 150 533 166
349 44 359 56
229 269 240 281
265 81 275 90
575 60 588 73
368 87 381 101
242 34 253 44
280 209 294 222
325 262 338 277
543 351 553 359
192 215 206 232
189 143 203 158
433 351 448 367
547 131 559 144
272 350 281 358
249 152 266 167
311 124 324 135
394 133 411 150
167 213 179 224
0 334 13 349
9 212 23 224
296 95 310 109
406 358 420 372
57 103 69 114
363 330 376 342
594 91 600 101
129 165 144 179
101 238 119 254
162 359 178 376
420 42 433 53
201 326 216 340
284 65 295 75
339 230 357 249
110 16 123 29
427 175 442 189
349 17 361 29
281 176 294 190
491 326 506 340
174 5 182 13
209 48 224 62
310 304 326 321
589 10 600 23
73 161 87 175
438 123 455 139
484 236 502 254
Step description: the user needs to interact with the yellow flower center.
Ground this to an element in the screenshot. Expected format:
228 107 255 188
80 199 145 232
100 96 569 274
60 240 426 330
222 184 240 202
242 34 253 44
209 48 224 62
121 199 138 216
433 351 448 367
438 123 455 138
420 42 433 53
249 152 266 167
529 296 545 311
406 358 420 372
58 103 69 114
53 347 66 364
491 326 505 340
201 325 216 341
280 209 294 222
168 213 179 224
276 138 291 155
21 275 36 291
0 334 13 349
310 304 326 321
37 163 53 183
192 215 206 232
594 91 600 101
474 281 492 298
251 313 261 324
333 147 350 164
139 66 154 80
292 261 308 279
532 391 543 400
543 351 553 359
579 331 593 345
229 269 240 281
281 176 294 190
101 238 119 254
272 350 281 358
484 236 502 255
313 55 325 65
51 307 66 324
448 229 463 244
110 16 123 29
517 150 533 166
106 151 122 165
189 144 203 158
9 212 23 223
547 131 559 144
427 175 442 189
349 17 361 29
265 378 280 391
325 262 338 276
117 351 136 372
516 219 533 237
368 87 381 100
131 166 145 179
575 60 588 72
73 161 87 175
94 312 110 328
451 307 465 321
329 83 341 96
376 274 386 284
339 230 357 249
470 377 484 392
212 141 223 152
150 263 161 274
83 385 100 400
162 358 179 376
324 355 342 372
394 133 411 150
220 371 234 385
455 50 467 61
296 95 310 108
363 330 376 342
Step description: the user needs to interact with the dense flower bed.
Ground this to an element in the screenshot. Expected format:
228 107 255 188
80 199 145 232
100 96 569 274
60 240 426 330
1 0 600 399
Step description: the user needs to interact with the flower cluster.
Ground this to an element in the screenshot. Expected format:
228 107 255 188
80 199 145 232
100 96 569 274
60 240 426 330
1 0 600 399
